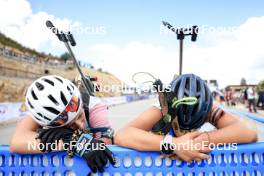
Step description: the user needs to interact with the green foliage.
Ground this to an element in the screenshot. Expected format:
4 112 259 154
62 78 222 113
60 52 71 62
240 78 247 85
257 80 264 92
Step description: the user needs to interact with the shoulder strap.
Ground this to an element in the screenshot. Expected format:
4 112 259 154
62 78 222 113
81 92 90 127
81 92 112 136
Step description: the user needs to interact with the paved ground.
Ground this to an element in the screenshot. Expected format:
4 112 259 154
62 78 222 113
108 98 158 130
1 98 264 145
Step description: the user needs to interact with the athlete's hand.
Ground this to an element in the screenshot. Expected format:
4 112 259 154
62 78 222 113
72 134 116 174
82 139 116 173
193 132 211 153
172 131 210 162
36 127 74 152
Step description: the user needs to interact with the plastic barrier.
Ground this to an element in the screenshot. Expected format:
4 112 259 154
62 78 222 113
1 143 264 176
225 109 264 124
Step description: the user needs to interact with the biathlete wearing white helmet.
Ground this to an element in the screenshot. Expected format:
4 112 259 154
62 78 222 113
25 75 116 174
25 75 82 128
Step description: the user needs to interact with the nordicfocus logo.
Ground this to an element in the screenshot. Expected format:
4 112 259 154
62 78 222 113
93 83 172 94
160 140 238 151
27 140 106 151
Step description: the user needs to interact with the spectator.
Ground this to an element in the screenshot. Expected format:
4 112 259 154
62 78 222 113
243 87 248 107
224 88 234 106
247 86 257 113
230 88 236 106
257 91 264 110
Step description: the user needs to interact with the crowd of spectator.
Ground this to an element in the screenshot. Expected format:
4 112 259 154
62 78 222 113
0 45 67 68
243 87 264 112
212 86 264 113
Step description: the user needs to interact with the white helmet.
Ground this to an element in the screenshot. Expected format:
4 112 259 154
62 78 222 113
25 75 82 128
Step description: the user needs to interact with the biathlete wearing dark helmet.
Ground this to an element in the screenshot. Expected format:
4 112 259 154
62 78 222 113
151 74 224 136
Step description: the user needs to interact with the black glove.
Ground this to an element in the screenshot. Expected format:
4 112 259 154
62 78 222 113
37 128 116 173
36 127 74 152
72 133 116 174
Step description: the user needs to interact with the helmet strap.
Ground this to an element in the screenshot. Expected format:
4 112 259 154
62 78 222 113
171 117 194 137
157 91 169 116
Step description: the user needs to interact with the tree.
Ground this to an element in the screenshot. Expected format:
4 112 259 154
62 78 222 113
240 78 247 85
257 80 264 92
60 52 71 63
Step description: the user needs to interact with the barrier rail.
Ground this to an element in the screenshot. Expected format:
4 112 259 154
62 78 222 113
1 143 264 175
226 109 264 124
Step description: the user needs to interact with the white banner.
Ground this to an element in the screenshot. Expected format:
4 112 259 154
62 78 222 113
0 102 29 123
101 96 128 106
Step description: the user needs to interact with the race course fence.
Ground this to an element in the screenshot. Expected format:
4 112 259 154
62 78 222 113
0 142 264 176
1 105 264 175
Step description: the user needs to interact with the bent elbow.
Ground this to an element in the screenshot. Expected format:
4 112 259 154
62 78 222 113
114 131 122 146
9 146 17 153
9 139 18 153
250 131 258 143
114 129 127 146
9 135 23 153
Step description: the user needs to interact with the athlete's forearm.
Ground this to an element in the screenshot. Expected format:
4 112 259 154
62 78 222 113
10 131 65 154
114 127 163 151
208 122 257 145
10 131 43 153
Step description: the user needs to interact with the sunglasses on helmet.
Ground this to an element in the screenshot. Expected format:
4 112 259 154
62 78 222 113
49 96 81 127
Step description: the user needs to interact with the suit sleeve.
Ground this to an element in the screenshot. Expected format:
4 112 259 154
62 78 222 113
207 104 225 126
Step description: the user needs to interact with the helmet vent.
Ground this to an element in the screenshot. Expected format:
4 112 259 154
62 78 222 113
43 79 54 86
36 113 49 122
70 83 74 90
55 77 63 83
204 86 208 101
34 116 41 121
196 80 201 92
48 95 59 105
67 86 73 95
60 91 68 106
37 113 43 119
35 82 44 91
185 78 190 90
174 82 180 93
31 90 38 100
27 99 34 109
43 115 51 121
191 105 199 116
43 107 60 115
